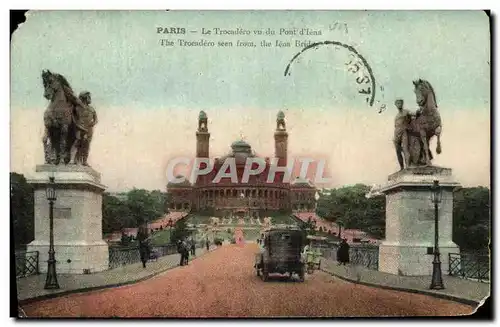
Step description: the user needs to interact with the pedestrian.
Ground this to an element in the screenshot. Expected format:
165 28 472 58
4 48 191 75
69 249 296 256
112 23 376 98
181 239 190 265
301 239 311 267
205 238 210 251
137 223 150 269
190 238 196 256
337 238 350 265
177 240 185 266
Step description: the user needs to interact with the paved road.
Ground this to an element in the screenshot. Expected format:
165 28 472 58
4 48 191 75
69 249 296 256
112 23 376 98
22 244 474 317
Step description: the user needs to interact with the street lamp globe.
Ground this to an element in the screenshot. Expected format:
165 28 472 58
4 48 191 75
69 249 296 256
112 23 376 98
430 180 442 204
45 176 57 201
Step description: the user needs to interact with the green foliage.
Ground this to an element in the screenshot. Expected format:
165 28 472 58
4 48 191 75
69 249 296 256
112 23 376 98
316 184 491 250
303 217 316 235
453 187 490 251
170 218 192 244
102 194 132 234
315 184 386 239
127 189 166 225
150 228 173 246
102 188 167 234
120 233 132 246
11 173 34 248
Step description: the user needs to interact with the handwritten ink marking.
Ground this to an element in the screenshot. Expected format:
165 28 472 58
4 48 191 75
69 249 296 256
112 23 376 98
378 86 387 113
329 22 349 34
284 41 377 107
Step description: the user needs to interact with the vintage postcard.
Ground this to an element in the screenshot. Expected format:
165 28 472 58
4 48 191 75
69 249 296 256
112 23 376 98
11 10 490 318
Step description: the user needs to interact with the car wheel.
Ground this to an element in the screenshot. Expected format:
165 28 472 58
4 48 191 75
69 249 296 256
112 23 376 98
262 266 269 281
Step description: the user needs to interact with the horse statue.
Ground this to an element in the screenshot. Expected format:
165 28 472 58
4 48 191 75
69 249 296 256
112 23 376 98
398 79 442 168
411 79 442 166
41 70 85 165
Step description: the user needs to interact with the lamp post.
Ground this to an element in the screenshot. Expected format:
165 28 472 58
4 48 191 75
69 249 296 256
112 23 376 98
44 176 60 290
430 180 444 290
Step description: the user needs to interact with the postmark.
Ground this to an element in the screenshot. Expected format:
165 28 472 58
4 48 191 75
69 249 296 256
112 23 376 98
284 40 385 111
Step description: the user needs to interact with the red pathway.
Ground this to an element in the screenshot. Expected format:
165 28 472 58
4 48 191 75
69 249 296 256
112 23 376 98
23 244 474 318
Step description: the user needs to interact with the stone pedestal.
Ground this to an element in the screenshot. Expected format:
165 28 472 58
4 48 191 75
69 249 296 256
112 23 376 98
26 165 109 274
377 166 461 276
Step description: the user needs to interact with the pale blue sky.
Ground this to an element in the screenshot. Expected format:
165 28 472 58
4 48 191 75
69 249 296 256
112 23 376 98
11 10 489 112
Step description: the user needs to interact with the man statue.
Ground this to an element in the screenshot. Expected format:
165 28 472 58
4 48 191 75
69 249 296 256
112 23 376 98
393 99 411 170
42 126 51 164
73 91 98 166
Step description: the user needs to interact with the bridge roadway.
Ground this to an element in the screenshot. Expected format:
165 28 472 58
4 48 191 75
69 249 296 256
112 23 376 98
22 244 474 317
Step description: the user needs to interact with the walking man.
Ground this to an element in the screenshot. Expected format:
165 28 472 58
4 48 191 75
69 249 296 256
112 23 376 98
337 239 350 265
182 239 190 265
177 239 188 266
190 237 196 256
137 223 150 269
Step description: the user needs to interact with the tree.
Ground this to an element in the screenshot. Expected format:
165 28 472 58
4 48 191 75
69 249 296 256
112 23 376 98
120 232 131 246
102 189 167 235
316 184 491 247
102 193 132 234
11 173 34 248
127 189 165 226
453 187 490 252
171 218 192 244
315 184 385 239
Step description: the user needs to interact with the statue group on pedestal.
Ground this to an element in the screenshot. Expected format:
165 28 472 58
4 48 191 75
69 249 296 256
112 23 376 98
41 70 97 166
393 79 442 170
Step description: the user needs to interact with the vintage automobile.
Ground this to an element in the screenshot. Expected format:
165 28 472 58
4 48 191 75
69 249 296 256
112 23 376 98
254 225 306 282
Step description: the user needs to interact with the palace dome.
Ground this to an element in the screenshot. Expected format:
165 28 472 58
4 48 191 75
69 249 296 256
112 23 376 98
218 139 258 165
291 177 313 188
167 176 192 188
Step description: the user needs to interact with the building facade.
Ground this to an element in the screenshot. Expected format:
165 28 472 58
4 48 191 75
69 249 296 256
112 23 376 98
167 111 316 217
